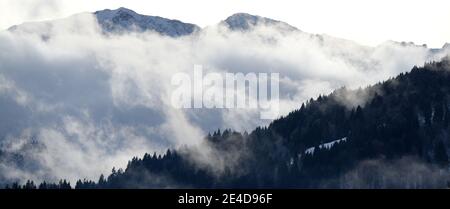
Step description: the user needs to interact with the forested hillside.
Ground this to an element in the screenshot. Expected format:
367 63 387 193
8 57 450 189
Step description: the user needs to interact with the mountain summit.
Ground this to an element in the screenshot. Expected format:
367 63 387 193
94 7 200 36
444 43 450 49
222 13 299 32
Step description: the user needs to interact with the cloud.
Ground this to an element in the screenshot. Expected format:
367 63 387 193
326 156 450 189
0 0 63 30
0 12 448 184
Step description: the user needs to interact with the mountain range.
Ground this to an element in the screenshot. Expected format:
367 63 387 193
7 7 449 50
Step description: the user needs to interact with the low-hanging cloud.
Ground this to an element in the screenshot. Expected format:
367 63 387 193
0 12 448 185
327 156 450 189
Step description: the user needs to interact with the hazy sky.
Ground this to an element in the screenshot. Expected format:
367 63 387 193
0 0 449 48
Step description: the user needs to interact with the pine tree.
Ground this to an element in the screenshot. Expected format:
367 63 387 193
434 141 449 166
98 174 106 187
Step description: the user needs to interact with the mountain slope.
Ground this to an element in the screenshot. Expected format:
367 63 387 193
64 57 450 189
6 58 450 189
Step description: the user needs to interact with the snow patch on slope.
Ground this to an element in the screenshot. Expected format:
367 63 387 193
305 137 347 155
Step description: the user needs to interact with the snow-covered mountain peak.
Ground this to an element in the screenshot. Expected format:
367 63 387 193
443 43 450 49
95 7 140 20
94 7 200 37
223 13 299 32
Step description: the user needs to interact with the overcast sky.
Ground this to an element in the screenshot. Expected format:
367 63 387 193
0 0 449 48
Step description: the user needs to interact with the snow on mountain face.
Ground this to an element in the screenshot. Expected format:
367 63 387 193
94 7 200 37
222 13 299 32
304 137 348 155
